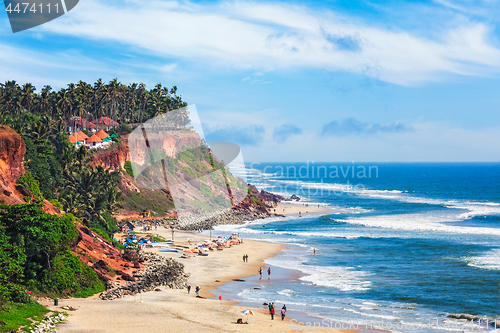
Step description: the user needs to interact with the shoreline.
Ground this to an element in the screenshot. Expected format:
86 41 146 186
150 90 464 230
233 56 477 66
45 224 356 333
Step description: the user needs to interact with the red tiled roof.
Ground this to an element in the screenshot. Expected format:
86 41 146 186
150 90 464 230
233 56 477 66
75 119 96 128
66 118 97 129
94 117 119 126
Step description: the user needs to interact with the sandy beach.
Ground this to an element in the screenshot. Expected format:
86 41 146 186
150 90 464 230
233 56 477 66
275 202 334 216
45 227 355 333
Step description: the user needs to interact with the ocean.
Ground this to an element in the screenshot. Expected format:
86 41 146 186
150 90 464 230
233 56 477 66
211 162 500 333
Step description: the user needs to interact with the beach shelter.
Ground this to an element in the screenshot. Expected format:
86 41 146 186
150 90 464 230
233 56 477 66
241 310 255 322
96 129 110 140
86 134 102 148
68 131 87 143
77 131 89 140
102 136 112 146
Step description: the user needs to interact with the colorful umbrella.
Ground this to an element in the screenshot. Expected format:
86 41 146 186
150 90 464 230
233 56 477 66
241 309 255 322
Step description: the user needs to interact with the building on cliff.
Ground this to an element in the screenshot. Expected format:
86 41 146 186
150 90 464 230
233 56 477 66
66 117 98 133
94 117 120 131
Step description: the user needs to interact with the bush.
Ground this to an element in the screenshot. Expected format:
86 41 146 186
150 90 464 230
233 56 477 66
17 171 44 202
49 199 64 211
124 161 134 177
40 251 104 296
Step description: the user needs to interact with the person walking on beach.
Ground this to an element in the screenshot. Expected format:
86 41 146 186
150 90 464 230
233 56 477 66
243 254 246 262
187 284 191 294
259 267 263 279
267 267 271 278
245 254 248 262
268 302 273 314
195 285 200 295
270 306 275 320
281 307 286 321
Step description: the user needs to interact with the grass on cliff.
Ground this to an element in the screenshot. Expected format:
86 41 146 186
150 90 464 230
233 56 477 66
0 302 48 333
121 189 175 216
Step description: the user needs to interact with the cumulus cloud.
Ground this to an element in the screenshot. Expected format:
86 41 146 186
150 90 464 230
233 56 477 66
204 124 265 146
321 118 412 136
36 0 500 85
273 124 303 143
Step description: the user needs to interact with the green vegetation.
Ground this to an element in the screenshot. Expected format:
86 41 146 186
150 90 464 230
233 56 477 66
0 79 187 128
0 204 105 330
16 171 44 202
48 199 63 211
0 302 48 333
124 160 134 177
0 79 192 331
121 189 175 216
0 204 103 296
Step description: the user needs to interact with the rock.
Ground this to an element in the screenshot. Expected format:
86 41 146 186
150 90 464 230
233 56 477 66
99 253 189 300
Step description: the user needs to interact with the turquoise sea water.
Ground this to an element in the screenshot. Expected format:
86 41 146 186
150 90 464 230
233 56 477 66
212 163 500 333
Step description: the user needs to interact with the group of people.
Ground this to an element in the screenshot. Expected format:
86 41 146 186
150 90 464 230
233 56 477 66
187 284 200 295
142 224 157 231
242 254 249 262
259 267 271 279
268 303 286 320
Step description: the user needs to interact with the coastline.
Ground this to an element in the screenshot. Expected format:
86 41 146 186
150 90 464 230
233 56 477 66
45 225 356 333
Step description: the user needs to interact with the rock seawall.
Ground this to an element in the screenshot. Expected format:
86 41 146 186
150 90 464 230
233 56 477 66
99 252 189 300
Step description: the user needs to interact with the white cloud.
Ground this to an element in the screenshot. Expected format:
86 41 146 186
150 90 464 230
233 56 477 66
240 120 500 162
34 0 500 85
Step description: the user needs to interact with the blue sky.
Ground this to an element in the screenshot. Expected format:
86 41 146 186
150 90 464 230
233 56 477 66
1 0 499 162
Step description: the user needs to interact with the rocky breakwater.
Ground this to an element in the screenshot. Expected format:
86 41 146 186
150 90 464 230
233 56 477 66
178 185 285 230
29 313 66 333
99 252 188 300
179 206 277 230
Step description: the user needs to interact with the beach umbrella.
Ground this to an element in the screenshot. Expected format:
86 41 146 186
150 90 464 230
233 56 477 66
241 309 255 322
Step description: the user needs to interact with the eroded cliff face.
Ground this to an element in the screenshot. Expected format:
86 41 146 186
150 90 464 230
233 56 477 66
0 126 26 205
0 126 60 214
90 142 129 170
90 132 202 171
73 224 141 286
129 131 201 164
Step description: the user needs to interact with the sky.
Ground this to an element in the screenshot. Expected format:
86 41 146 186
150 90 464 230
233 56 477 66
0 0 499 162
